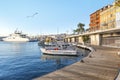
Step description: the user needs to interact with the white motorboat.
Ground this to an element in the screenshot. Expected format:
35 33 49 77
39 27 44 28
40 41 78 56
3 30 29 42
40 48 77 56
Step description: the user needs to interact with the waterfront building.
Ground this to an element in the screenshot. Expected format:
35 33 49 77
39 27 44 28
89 5 112 32
100 5 116 30
65 2 120 48
89 10 100 31
98 3 120 47
116 5 120 28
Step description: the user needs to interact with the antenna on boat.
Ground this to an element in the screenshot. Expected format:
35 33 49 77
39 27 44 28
14 28 20 33
15 28 18 33
57 27 59 34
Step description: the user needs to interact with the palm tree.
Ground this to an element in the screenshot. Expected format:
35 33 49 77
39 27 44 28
73 22 85 34
86 28 90 32
115 0 120 7
73 29 77 34
77 23 85 34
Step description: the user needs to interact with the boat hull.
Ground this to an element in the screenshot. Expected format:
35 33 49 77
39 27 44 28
40 48 78 56
3 38 29 42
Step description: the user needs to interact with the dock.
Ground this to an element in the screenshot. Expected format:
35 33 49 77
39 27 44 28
34 46 120 80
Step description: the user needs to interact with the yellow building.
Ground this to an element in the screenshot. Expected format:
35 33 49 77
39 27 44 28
116 6 120 28
100 5 116 30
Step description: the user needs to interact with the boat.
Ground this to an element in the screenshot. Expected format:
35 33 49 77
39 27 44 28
3 30 29 42
39 40 78 56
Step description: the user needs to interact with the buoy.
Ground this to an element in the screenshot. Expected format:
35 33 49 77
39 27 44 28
80 59 84 63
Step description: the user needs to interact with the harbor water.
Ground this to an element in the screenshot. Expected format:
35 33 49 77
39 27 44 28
0 42 89 80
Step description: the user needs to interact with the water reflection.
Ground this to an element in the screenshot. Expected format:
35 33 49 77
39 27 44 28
9 42 25 53
0 42 25 54
41 55 80 69
41 54 78 61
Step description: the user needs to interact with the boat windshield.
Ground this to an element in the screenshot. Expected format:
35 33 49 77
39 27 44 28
20 35 27 38
45 45 56 47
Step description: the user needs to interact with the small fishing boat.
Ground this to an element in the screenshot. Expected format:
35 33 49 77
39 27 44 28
39 40 78 56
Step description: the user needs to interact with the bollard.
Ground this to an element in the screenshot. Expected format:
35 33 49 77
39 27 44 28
80 59 84 63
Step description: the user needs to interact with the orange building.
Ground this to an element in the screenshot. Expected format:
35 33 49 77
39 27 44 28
89 10 100 31
89 5 112 32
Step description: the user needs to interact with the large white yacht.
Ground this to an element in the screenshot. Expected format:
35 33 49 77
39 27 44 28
3 30 29 42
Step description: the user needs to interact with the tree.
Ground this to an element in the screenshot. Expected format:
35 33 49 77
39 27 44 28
77 23 85 34
73 29 77 34
85 28 90 32
82 35 90 44
73 23 85 34
115 0 120 7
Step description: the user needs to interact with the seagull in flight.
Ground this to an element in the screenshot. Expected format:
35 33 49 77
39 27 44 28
27 12 38 18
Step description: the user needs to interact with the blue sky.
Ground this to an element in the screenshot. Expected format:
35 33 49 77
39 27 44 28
0 0 114 35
